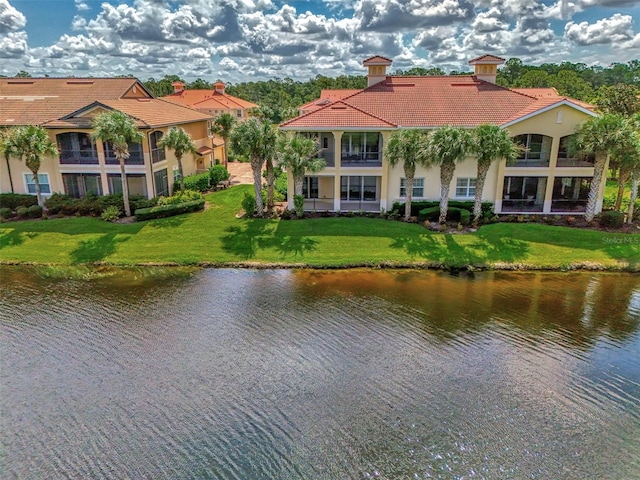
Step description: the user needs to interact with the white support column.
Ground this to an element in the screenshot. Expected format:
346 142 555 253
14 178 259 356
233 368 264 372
543 135 560 214
333 131 343 211
379 131 391 212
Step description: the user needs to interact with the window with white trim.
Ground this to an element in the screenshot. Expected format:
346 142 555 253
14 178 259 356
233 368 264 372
400 178 424 198
24 173 51 195
455 178 476 198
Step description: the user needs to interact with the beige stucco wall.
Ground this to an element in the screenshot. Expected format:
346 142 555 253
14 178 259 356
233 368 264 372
1 120 213 199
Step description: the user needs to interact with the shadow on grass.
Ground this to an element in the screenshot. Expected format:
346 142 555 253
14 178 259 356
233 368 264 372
221 219 319 259
390 230 529 265
70 233 127 264
0 230 38 250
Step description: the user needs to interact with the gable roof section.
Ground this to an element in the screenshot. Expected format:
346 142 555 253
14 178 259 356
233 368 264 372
162 89 258 111
281 75 596 130
299 89 363 112
281 101 396 129
42 98 212 129
0 77 151 126
468 54 505 64
502 98 597 127
363 55 393 65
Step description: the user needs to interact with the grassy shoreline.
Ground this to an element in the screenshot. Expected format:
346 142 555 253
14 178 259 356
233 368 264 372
1 185 638 272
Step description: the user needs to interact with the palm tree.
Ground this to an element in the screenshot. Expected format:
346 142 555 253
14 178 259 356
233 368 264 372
470 124 521 225
570 114 636 222
427 126 472 223
625 114 640 223
0 127 18 193
230 118 276 216
158 127 197 193
385 129 430 221
276 132 326 215
91 111 144 217
11 125 58 207
210 113 236 168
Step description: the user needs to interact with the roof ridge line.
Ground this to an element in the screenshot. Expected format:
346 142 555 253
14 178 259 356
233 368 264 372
332 100 397 127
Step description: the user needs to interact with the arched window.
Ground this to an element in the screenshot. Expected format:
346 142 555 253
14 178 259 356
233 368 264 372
150 131 166 163
512 134 552 167
557 135 595 167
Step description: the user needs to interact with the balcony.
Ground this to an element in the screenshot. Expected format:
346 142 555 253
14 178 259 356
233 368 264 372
59 148 98 165
341 152 382 167
319 150 334 167
511 153 550 168
556 156 595 167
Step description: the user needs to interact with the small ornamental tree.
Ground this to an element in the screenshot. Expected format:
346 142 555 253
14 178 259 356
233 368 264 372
12 125 58 207
158 127 197 193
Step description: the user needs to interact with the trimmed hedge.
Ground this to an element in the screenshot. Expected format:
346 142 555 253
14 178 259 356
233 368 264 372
393 200 493 219
175 172 211 193
0 193 38 210
209 165 230 186
418 206 471 224
0 207 12 219
135 199 205 221
599 210 624 228
45 193 156 216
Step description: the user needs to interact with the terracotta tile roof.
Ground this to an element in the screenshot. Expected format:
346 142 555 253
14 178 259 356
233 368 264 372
281 101 396 129
283 76 558 129
42 98 212 129
468 54 505 64
0 77 152 126
162 89 258 111
299 89 363 112
511 88 595 111
363 55 394 65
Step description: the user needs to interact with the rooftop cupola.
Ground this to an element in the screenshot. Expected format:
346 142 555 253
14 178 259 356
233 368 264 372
214 80 226 95
363 55 393 87
172 81 185 93
468 54 505 84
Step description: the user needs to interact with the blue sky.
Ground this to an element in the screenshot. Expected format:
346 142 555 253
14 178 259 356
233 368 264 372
2 0 639 81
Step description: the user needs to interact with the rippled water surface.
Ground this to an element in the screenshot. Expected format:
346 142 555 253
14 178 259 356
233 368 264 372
2 267 640 479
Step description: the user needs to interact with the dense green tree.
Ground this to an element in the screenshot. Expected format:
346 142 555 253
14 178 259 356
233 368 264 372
549 70 594 100
158 127 197 193
276 132 325 215
91 111 144 216
0 128 18 193
187 78 211 90
570 114 636 222
427 126 473 223
385 129 430 220
514 70 550 88
471 125 521 224
594 84 640 116
143 75 183 97
394 67 445 76
11 125 58 207
230 118 276 216
211 113 237 168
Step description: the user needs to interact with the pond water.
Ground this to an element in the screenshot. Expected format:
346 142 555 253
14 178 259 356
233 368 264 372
1 267 639 479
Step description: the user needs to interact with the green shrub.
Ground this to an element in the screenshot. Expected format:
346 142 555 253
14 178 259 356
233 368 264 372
101 205 121 222
393 200 492 219
0 193 38 210
45 193 75 214
275 168 288 198
599 210 624 228
294 194 305 217
135 199 205 221
242 192 256 216
178 172 210 193
209 165 230 186
0 207 12 219
26 205 43 218
418 206 470 224
16 206 28 218
157 190 203 206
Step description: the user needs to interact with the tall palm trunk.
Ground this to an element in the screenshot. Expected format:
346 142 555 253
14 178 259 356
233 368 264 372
628 171 639 224
251 158 264 216
585 153 607 223
294 175 303 196
4 154 14 193
404 163 416 221
473 160 490 225
615 168 630 211
31 169 43 208
439 160 455 224
265 157 275 214
119 156 132 217
177 155 185 192
223 136 229 169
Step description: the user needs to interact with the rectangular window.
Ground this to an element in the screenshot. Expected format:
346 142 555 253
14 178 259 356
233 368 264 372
455 178 476 198
107 173 148 197
62 173 102 198
104 142 144 165
502 176 547 212
302 177 319 199
24 173 51 195
400 178 424 198
236 109 242 118
551 177 591 212
340 176 379 201
154 169 169 197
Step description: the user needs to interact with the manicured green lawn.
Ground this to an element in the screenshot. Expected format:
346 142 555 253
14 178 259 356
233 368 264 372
1 185 638 269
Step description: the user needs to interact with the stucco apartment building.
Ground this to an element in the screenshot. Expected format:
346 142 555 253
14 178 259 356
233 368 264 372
281 55 600 215
0 77 217 200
